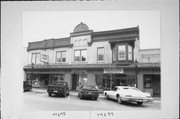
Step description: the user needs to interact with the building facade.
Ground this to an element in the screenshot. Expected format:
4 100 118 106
23 22 160 96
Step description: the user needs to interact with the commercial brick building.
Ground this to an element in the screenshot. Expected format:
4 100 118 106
23 22 160 96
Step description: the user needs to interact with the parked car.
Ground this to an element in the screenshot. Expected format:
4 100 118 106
23 81 32 92
104 86 153 105
47 81 69 97
78 85 99 100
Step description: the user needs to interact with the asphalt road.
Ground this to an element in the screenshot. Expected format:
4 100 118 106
23 92 161 111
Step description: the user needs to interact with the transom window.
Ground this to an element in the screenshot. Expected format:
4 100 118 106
56 51 66 63
97 47 104 62
31 53 41 64
74 49 87 62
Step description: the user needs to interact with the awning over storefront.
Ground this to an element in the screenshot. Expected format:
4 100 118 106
23 62 160 73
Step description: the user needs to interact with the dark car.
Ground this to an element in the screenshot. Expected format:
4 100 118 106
47 81 69 97
78 85 99 100
23 81 32 92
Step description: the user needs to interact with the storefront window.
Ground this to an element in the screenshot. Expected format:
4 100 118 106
144 77 152 88
118 45 126 60
49 74 64 84
97 47 104 62
31 53 41 64
95 74 103 89
56 51 66 63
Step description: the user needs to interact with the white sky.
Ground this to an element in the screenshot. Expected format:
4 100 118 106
23 10 160 49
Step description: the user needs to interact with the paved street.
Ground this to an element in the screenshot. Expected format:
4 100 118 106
23 91 161 111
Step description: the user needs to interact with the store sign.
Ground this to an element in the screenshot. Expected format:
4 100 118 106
104 68 124 74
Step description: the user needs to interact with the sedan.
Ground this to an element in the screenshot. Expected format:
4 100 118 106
78 85 99 100
104 86 153 105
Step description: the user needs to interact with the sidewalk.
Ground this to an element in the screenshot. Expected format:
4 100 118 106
30 88 161 101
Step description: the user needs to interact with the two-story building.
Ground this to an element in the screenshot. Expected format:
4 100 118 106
23 22 160 96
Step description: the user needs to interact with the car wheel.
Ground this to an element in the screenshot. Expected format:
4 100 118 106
137 102 143 105
117 95 122 104
48 92 52 97
105 93 109 100
94 97 97 100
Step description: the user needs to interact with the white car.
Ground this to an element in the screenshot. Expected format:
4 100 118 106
104 86 153 105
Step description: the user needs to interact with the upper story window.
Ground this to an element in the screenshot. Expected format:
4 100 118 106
31 53 41 64
118 45 126 60
74 49 87 62
56 51 66 63
128 45 133 60
97 47 104 62
117 44 133 61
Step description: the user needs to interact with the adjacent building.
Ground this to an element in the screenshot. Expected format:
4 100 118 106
23 22 160 96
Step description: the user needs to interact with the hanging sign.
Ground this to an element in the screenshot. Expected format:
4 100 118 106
41 54 48 63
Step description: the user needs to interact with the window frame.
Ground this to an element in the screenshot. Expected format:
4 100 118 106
117 44 134 62
31 53 41 64
74 49 87 62
97 47 105 62
56 51 66 63
118 44 126 61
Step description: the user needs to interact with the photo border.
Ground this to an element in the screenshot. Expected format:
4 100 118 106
1 1 179 119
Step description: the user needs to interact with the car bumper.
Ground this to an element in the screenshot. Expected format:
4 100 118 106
80 93 99 98
47 89 66 94
121 97 153 103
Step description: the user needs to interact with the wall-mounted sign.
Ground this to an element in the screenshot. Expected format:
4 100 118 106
41 54 48 63
104 68 124 74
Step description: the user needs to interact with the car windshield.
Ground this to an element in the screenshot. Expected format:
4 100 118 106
123 87 140 91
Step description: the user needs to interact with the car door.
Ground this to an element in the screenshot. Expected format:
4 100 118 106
109 87 118 100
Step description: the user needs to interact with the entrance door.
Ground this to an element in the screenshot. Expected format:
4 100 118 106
72 74 79 90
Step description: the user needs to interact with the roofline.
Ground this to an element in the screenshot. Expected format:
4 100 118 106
92 26 139 35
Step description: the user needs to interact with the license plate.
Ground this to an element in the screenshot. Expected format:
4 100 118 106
54 91 58 93
88 92 92 94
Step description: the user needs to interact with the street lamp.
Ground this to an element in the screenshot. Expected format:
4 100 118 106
31 63 34 87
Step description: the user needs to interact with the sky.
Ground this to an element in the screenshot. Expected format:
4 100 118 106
23 10 160 49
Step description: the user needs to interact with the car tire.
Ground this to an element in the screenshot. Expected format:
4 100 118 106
117 95 122 104
48 92 52 97
137 102 143 105
105 93 109 100
67 92 69 96
94 97 97 100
